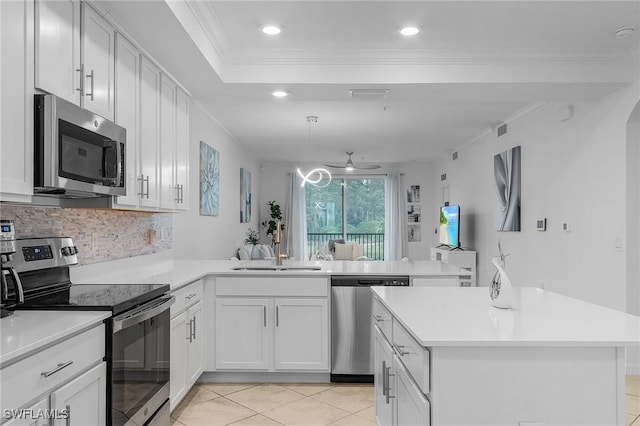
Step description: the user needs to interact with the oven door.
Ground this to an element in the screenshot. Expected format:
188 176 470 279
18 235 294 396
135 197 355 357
111 296 174 426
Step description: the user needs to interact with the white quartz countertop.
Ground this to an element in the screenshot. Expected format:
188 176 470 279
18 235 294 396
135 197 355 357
0 310 110 367
72 259 466 292
372 286 640 347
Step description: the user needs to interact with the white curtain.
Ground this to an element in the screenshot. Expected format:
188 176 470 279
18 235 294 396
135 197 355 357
385 171 407 260
285 171 307 260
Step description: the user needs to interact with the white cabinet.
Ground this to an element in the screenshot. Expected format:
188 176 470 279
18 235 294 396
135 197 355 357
430 247 477 286
139 56 161 209
35 0 81 105
170 280 204 411
215 298 270 370
35 1 114 120
113 33 140 207
170 311 188 410
3 399 49 426
214 277 330 372
374 326 394 426
274 299 328 370
175 89 190 210
0 0 34 202
50 363 107 426
0 324 105 426
160 75 177 210
394 355 430 426
80 4 114 120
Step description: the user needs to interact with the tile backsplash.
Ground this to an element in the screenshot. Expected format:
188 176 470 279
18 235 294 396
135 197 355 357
1 205 172 265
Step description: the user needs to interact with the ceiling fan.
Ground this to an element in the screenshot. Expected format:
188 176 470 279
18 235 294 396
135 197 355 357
324 152 381 171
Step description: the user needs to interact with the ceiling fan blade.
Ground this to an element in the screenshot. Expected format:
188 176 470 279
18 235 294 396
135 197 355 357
354 164 382 170
323 164 346 169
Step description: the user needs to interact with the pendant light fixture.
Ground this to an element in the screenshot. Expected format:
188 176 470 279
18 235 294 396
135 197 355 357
296 116 332 188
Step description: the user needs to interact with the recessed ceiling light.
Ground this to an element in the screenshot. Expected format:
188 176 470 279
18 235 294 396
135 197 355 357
400 26 420 36
272 90 289 98
262 25 282 35
613 26 635 39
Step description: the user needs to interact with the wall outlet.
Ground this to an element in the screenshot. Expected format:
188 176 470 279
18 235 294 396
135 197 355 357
536 218 547 231
562 222 571 232
614 237 624 252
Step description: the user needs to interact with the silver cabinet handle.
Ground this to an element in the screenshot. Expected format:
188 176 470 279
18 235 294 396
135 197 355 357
138 174 149 198
374 315 385 322
382 360 387 397
276 306 279 327
175 185 181 203
186 318 193 342
76 65 84 95
65 404 71 426
385 365 395 404
85 69 94 101
263 306 267 327
191 316 196 340
41 360 74 378
145 175 150 199
393 343 410 356
185 293 196 300
179 184 184 204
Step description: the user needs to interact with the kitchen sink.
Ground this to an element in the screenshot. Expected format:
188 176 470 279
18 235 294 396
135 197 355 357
231 265 322 271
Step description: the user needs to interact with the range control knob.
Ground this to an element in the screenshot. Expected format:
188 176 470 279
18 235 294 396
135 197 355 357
61 246 78 257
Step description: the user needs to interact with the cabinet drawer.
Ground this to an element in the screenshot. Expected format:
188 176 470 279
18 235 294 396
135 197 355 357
216 277 328 297
171 280 203 315
372 297 392 341
1 324 105 413
395 354 431 426
392 320 430 395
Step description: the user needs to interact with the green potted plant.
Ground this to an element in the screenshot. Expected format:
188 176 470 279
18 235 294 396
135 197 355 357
262 200 284 244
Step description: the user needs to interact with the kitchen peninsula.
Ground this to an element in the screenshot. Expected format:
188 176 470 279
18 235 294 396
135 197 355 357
373 286 640 426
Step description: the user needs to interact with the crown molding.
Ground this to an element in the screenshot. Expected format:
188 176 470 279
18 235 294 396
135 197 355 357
191 100 240 144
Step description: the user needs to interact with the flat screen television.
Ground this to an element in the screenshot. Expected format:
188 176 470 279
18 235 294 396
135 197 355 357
439 205 460 248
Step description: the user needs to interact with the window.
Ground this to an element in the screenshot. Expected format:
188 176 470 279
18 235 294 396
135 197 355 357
305 177 385 259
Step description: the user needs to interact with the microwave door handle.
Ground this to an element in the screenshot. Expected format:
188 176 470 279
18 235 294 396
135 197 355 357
102 141 123 186
114 141 123 188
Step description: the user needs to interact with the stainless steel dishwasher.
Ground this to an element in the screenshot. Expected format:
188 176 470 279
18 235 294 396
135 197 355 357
331 275 410 382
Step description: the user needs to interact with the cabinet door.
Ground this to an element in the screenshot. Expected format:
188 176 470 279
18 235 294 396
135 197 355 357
139 56 160 209
0 0 33 201
394 355 430 426
374 326 394 426
215 298 270 370
113 33 139 207
35 0 81 105
81 4 114 119
274 298 328 371
175 88 190 211
50 362 106 426
3 399 49 426
170 311 188 412
187 301 203 387
159 75 177 210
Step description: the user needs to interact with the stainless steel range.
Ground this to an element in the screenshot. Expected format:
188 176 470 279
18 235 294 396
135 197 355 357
2 237 173 426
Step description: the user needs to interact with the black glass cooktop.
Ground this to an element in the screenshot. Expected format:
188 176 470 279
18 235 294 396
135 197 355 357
18 283 170 316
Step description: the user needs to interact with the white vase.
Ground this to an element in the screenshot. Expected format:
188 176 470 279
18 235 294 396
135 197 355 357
489 256 513 309
251 245 261 260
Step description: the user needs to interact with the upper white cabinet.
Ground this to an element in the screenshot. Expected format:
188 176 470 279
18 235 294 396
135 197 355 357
35 0 81 105
0 0 34 202
160 75 177 210
139 56 161 209
35 1 114 120
81 4 114 120
175 89 190 210
113 33 139 207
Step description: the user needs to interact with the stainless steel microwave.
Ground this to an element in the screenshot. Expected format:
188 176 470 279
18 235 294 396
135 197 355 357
34 94 126 197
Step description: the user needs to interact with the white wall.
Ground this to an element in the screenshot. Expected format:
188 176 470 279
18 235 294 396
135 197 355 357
173 103 260 259
434 82 640 312
258 162 438 260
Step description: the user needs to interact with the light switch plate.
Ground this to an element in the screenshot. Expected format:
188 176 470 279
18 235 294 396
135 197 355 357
536 218 546 231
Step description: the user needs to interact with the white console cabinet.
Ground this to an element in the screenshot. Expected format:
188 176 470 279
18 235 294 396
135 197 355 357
430 247 476 286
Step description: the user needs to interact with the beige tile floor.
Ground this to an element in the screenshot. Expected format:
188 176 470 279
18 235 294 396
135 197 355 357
172 376 640 426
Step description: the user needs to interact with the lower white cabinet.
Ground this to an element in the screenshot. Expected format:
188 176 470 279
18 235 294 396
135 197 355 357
0 324 105 426
214 277 330 373
50 363 107 426
170 280 204 411
374 325 394 426
394 355 430 426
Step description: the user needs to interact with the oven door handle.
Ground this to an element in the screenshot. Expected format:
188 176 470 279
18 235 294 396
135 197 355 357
112 296 174 332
